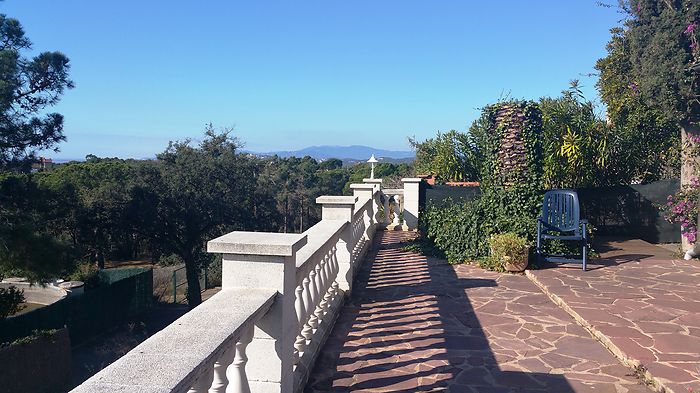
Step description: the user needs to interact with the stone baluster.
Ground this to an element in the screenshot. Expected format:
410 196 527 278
312 261 325 327
331 252 340 303
206 232 307 393
210 346 236 393
316 196 357 295
382 192 391 225
402 178 422 230
301 277 314 345
363 200 373 240
187 368 214 393
307 267 319 331
392 194 402 225
319 256 331 318
226 325 254 393
294 285 306 363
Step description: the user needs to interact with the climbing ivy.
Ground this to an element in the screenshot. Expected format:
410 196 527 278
420 101 544 266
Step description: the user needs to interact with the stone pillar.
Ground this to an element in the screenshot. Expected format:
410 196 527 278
350 183 374 205
316 196 357 221
316 196 356 294
363 178 384 226
350 183 375 235
362 178 383 192
207 232 307 393
402 178 422 230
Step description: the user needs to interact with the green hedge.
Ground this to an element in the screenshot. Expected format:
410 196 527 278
0 267 153 345
420 188 540 265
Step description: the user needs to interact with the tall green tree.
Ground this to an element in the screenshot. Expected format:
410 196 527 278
409 130 478 182
540 83 611 188
0 172 73 281
129 126 259 307
0 14 73 170
596 0 699 247
37 159 137 268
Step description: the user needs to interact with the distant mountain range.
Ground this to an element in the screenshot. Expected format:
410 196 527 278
254 145 415 161
50 145 415 165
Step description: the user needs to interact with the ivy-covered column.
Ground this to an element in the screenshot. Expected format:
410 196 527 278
478 101 543 192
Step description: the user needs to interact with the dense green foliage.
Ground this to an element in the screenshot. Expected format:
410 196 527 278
420 102 544 267
413 83 677 189
0 15 73 171
0 173 75 281
596 29 680 181
540 83 611 188
487 232 528 272
598 1 699 127
595 0 699 247
409 130 478 182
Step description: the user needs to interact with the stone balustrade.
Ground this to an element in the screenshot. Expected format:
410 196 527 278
71 177 421 393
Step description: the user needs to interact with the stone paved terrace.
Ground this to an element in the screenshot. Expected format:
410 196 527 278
528 257 700 393
306 231 652 392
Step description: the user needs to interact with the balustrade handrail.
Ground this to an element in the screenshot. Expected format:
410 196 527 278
71 288 276 393
294 220 347 283
71 177 422 393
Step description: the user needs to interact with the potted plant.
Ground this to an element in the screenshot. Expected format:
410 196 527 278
488 233 530 272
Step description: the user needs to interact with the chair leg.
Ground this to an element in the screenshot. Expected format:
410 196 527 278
582 223 588 272
536 221 542 263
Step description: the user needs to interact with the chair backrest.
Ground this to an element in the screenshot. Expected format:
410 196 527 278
541 189 581 233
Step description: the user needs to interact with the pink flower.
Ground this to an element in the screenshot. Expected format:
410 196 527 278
686 23 697 35
684 229 697 243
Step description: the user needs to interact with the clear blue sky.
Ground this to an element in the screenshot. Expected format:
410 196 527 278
2 1 622 159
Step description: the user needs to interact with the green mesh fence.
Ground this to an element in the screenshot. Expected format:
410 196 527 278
0 268 153 345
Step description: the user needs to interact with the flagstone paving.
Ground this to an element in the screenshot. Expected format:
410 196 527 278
527 257 700 393
306 231 650 392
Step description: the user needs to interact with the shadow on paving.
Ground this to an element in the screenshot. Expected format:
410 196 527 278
305 231 579 392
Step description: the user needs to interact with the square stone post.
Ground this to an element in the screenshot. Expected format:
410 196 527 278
207 232 307 393
362 178 384 226
350 183 376 235
402 178 422 230
316 196 356 294
363 178 383 192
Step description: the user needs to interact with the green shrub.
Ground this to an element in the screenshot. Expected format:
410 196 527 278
487 232 528 271
420 187 540 267
69 263 102 289
158 253 184 266
489 233 527 259
0 286 25 318
1 329 58 347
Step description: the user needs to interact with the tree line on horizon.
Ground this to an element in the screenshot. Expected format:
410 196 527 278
0 125 411 307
